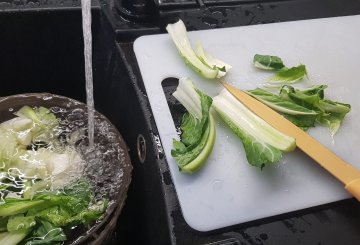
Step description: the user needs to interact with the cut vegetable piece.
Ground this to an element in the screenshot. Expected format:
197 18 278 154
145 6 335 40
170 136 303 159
171 78 216 173
279 85 351 136
0 199 45 217
282 114 315 131
213 88 295 168
0 230 31 245
25 220 66 245
247 88 318 129
268 64 308 84
194 41 232 78
253 54 285 70
166 19 230 79
280 85 325 109
316 100 351 136
7 214 36 232
247 88 318 116
15 106 59 144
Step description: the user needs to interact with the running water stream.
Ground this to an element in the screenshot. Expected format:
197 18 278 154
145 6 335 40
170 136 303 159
81 0 94 147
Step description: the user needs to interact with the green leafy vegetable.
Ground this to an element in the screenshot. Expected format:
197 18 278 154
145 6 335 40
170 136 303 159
0 178 106 245
0 229 31 245
253 54 308 84
0 106 82 182
7 214 36 232
268 64 308 84
213 88 296 169
247 88 318 116
166 19 231 79
171 78 216 173
0 199 45 217
24 220 66 245
15 106 59 144
253 54 285 70
247 88 318 130
279 85 351 135
0 106 108 245
281 114 315 131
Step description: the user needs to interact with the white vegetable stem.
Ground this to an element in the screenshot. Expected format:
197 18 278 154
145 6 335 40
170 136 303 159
166 19 230 79
173 77 202 119
213 89 295 152
194 41 232 78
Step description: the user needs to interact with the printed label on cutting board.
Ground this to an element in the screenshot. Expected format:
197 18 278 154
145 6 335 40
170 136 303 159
134 15 360 232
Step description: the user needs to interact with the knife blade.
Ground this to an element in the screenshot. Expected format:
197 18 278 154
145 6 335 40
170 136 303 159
222 82 360 201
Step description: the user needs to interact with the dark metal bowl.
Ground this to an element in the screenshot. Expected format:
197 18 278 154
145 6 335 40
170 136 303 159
0 93 132 245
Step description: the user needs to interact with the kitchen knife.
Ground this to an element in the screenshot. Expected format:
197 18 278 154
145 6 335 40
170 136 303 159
222 82 360 202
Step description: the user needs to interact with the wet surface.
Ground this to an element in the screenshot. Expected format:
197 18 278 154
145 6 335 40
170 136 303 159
0 0 83 9
2 0 360 244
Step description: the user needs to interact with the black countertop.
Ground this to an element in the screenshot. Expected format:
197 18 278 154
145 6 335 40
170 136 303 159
1 0 360 244
108 1 360 244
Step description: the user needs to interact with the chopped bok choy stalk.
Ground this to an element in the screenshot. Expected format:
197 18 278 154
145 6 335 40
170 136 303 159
247 88 318 130
171 78 216 173
15 106 59 144
253 54 285 70
166 19 231 79
194 41 232 78
213 89 295 169
0 230 31 245
280 85 351 136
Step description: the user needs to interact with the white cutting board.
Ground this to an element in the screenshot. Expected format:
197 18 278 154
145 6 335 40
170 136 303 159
134 15 360 232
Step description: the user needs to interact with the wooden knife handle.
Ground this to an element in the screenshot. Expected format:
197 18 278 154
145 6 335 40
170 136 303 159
345 179 360 201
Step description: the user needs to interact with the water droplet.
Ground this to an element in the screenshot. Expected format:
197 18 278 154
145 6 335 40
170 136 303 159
212 179 223 191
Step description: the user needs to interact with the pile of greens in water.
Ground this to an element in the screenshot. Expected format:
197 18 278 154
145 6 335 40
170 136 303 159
0 106 107 245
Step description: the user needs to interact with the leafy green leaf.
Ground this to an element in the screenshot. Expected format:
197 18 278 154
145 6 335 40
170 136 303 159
316 100 351 136
0 199 45 217
178 113 203 147
7 214 36 232
25 220 66 245
246 88 317 129
33 194 83 214
63 178 93 206
269 64 308 84
280 85 324 110
282 114 315 130
66 208 104 225
247 88 318 116
253 54 285 70
172 119 211 167
279 85 351 135
0 218 8 232
0 229 31 245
